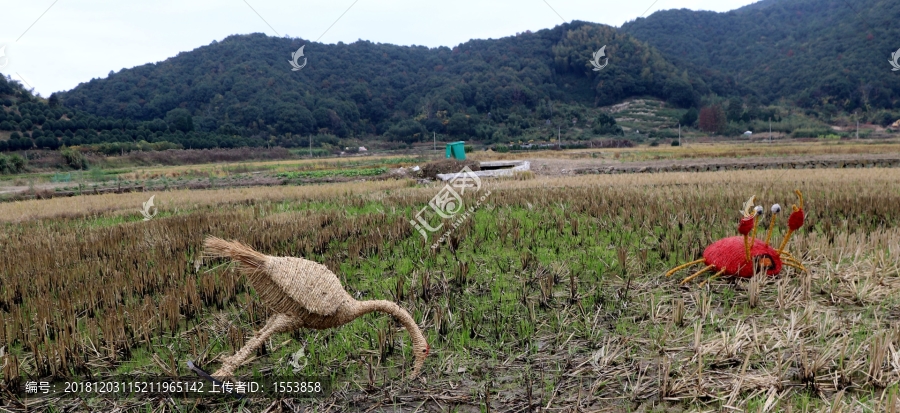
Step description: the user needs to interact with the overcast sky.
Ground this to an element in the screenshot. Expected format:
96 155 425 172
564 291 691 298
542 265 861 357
0 0 759 97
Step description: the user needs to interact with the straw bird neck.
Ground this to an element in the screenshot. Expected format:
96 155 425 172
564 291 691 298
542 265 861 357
347 300 424 342
346 299 428 370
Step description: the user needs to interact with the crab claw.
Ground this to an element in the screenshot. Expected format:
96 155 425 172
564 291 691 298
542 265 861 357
741 196 757 218
738 196 757 235
777 190 805 255
787 190 804 231
738 216 754 235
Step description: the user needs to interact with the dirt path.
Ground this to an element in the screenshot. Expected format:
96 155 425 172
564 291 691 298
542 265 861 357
0 174 392 201
0 181 72 194
4 152 899 198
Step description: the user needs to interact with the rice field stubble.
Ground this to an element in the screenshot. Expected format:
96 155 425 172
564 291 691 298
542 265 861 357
1 169 899 412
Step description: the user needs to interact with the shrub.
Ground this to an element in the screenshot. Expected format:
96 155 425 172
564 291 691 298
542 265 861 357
421 159 481 179
61 147 88 170
9 137 32 150
0 153 27 174
592 113 623 135
680 108 699 127
698 105 727 133
791 128 831 138
649 129 678 139
723 124 746 137
36 136 61 150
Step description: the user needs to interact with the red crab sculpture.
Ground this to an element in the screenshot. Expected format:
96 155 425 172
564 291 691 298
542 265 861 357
666 190 807 286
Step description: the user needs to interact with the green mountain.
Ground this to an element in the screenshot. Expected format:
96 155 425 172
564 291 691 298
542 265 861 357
0 73 244 153
53 21 698 146
8 0 900 155
621 0 900 113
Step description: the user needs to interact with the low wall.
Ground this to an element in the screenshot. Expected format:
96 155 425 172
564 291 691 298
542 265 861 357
574 157 900 175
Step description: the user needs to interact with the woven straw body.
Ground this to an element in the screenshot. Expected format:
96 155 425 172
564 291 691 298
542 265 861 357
258 256 352 318
703 236 783 278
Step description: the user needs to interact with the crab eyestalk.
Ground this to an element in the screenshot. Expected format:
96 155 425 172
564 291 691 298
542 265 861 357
738 196 757 261
777 190 805 256
765 204 782 246
750 205 764 241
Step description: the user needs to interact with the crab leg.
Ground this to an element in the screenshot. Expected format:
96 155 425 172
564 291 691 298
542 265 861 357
783 261 808 272
777 191 805 255
782 256 803 266
744 234 751 262
665 258 706 278
750 214 762 244
777 229 797 256
698 268 727 288
765 213 778 246
680 264 715 285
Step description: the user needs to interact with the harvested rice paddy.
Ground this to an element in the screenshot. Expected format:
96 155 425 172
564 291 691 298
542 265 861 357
2 167 900 412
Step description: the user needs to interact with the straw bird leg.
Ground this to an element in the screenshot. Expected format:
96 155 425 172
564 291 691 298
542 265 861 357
213 313 303 378
665 258 706 278
680 264 715 285
697 268 728 288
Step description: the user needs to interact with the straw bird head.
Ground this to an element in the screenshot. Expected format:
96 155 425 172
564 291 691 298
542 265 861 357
410 333 429 378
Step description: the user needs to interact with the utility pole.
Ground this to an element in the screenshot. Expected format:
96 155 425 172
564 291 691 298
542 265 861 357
678 123 681 146
558 126 561 149
433 132 436 150
309 135 312 158
856 118 859 140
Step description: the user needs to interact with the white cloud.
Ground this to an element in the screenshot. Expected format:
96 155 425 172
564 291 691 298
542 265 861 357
0 0 760 96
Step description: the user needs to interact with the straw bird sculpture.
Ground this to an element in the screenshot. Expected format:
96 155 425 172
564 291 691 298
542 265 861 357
202 236 429 379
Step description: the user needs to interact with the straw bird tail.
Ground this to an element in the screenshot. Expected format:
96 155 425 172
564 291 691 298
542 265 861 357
202 236 269 273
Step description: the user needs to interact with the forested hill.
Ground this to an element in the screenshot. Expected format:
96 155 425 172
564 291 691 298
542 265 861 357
57 21 700 144
621 0 900 112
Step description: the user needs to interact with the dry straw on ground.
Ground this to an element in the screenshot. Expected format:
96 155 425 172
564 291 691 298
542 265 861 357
0 180 406 223
2 167 900 411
